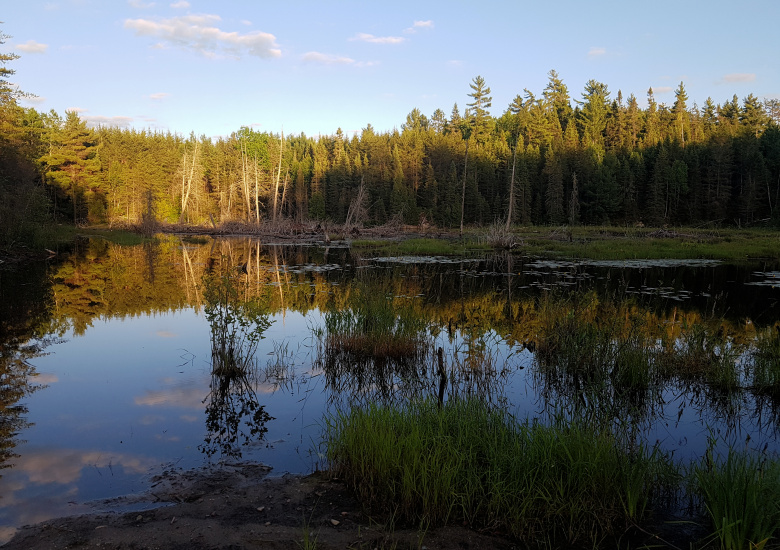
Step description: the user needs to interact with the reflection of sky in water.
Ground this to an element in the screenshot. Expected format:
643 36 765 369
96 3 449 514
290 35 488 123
0 309 326 540
2 251 779 542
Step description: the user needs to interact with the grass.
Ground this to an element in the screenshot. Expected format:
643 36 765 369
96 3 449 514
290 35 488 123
317 281 428 363
351 237 491 256
750 325 780 400
325 398 677 547
692 444 780 550
513 226 780 261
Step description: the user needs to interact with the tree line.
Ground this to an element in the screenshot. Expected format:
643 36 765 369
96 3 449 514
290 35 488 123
3 27 780 247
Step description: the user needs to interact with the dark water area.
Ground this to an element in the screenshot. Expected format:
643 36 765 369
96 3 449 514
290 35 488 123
0 235 778 542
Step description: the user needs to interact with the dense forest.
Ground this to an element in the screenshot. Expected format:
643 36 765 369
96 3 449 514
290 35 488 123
3 29 780 247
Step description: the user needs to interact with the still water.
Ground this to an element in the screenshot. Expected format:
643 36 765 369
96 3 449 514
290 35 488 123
0 235 778 541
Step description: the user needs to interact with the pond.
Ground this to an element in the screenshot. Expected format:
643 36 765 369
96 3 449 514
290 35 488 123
0 234 778 542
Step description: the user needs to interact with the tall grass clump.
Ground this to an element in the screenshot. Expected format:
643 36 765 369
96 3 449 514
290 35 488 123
533 292 662 418
318 282 429 370
749 325 780 399
660 320 743 395
692 445 780 550
325 398 677 547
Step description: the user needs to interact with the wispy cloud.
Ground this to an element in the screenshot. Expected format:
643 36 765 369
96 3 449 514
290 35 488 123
653 86 673 94
170 0 189 7
722 73 756 83
22 95 46 105
16 40 48 54
302 51 355 65
128 0 155 8
67 106 88 113
588 46 606 57
124 14 282 58
149 92 170 100
405 20 434 34
350 32 405 45
83 115 135 128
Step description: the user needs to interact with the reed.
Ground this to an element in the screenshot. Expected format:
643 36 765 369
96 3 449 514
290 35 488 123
325 398 676 547
692 444 780 550
749 325 780 399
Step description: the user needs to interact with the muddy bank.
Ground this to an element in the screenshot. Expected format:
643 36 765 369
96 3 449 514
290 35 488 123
3 465 516 550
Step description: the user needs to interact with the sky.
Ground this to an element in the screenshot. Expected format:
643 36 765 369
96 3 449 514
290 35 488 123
3 0 779 140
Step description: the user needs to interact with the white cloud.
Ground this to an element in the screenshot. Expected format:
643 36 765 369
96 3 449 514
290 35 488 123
350 32 405 45
446 59 462 68
124 14 282 58
83 115 135 128
16 40 48 54
405 20 433 33
22 95 46 105
654 86 673 94
128 0 156 7
30 372 58 383
723 73 756 83
67 106 88 113
302 51 355 65
170 0 190 7
588 47 606 57
149 92 170 100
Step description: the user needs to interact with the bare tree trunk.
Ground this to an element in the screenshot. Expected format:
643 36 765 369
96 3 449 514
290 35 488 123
179 141 199 224
273 129 284 222
506 140 517 231
280 170 289 218
254 154 260 225
460 138 470 238
241 140 251 222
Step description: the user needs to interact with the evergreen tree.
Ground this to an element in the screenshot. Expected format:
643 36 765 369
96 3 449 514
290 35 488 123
672 82 690 146
39 110 100 223
577 80 610 154
466 76 493 144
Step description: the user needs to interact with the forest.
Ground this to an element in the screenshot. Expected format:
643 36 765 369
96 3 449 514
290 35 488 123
3 25 780 248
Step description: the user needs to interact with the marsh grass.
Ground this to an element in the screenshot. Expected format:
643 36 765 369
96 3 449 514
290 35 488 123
692 444 780 550
351 237 490 256
515 226 780 261
325 398 676 547
316 282 430 398
533 292 665 419
750 325 780 400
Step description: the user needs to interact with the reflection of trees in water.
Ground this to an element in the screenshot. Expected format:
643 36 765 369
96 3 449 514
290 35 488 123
0 340 49 473
199 260 275 459
315 276 521 410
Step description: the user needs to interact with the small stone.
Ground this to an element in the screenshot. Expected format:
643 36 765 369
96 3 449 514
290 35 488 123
330 519 340 526
135 515 143 522
256 506 265 512
265 521 271 526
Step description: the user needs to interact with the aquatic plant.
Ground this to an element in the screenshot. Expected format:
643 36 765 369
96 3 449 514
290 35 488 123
692 443 780 550
749 325 780 400
200 263 274 457
316 280 430 399
325 398 676 547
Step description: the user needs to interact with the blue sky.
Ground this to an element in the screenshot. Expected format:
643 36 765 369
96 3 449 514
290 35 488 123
3 0 778 139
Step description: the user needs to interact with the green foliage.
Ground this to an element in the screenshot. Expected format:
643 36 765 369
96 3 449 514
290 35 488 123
200 261 275 458
325 398 676 546
692 444 780 550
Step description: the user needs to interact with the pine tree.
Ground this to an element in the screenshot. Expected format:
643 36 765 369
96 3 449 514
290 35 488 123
672 82 690 147
466 76 493 144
